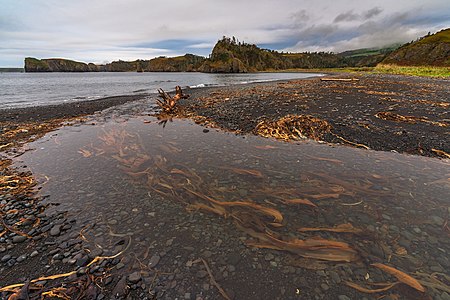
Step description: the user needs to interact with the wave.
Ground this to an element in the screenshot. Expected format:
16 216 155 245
189 83 220 88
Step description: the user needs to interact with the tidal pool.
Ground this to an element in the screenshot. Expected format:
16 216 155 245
17 102 450 299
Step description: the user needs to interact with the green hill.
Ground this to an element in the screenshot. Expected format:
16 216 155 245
25 30 449 73
381 29 450 66
199 37 394 72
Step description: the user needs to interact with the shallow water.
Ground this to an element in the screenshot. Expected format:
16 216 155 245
16 101 450 299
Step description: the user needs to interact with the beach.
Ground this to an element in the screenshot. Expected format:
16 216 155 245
2 73 449 157
0 73 449 300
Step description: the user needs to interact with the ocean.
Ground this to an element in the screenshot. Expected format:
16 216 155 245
0 72 321 109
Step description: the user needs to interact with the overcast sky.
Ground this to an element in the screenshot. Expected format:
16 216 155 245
1 0 449 67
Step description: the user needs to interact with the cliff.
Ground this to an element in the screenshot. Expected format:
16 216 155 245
24 57 93 72
24 54 206 73
26 34 430 73
381 29 450 66
199 37 394 72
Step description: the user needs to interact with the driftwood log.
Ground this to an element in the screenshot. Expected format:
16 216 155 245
156 86 189 112
320 78 359 82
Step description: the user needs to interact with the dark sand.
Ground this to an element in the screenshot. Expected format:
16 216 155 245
180 73 449 158
0 73 449 300
2 73 448 158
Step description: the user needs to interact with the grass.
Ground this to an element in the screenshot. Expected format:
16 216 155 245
374 64 450 78
270 65 449 78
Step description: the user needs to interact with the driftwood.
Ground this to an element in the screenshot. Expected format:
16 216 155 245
320 78 359 82
156 86 189 112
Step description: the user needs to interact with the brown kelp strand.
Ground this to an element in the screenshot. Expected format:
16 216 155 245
82 126 361 263
375 111 449 127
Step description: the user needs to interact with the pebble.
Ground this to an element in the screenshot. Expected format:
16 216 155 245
50 225 61 236
338 296 351 300
1 254 12 262
227 252 241 265
128 272 142 283
148 255 160 268
381 214 391 220
329 270 341 283
431 216 444 226
30 250 39 257
196 270 208 279
264 253 274 261
202 250 212 258
16 255 27 262
184 292 191 299
116 262 125 269
12 235 27 243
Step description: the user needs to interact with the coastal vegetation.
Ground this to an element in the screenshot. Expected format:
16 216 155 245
24 29 449 77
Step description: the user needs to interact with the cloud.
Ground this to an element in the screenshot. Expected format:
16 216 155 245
334 11 360 23
364 7 383 19
334 7 383 23
0 0 449 66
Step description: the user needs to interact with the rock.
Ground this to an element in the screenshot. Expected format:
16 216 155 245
338 296 351 300
441 292 450 300
53 253 64 260
50 225 61 236
381 214 391 221
116 262 125 270
329 270 341 283
264 253 274 261
431 216 444 226
128 272 142 284
227 252 242 265
30 250 39 257
148 255 160 268
184 292 191 299
1 254 12 262
12 235 27 243
16 255 27 262
202 250 212 258
196 270 208 279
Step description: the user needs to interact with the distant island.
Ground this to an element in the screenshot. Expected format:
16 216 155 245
24 29 449 73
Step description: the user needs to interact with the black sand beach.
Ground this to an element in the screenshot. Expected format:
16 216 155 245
0 73 449 300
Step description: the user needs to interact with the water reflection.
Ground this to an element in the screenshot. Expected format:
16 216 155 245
18 107 450 299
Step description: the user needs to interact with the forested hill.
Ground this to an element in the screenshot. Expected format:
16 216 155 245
381 29 450 66
24 36 401 73
199 37 393 72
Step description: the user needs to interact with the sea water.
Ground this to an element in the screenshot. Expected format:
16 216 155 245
0 72 321 108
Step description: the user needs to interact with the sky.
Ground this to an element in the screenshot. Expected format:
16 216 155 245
1 0 449 67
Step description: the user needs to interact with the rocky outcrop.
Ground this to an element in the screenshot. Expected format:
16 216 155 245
24 57 93 72
25 54 206 73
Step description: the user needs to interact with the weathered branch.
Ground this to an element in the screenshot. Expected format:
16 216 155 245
156 86 189 113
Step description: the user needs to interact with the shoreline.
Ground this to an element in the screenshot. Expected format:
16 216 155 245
0 73 449 159
0 72 449 299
